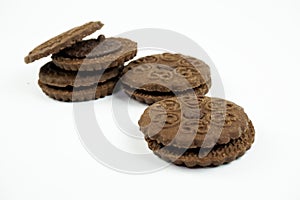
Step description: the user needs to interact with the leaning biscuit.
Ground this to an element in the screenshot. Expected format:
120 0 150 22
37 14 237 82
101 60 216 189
24 21 103 64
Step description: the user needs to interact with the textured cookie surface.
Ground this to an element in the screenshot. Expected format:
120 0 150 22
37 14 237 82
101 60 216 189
38 78 116 102
146 120 255 167
52 37 137 71
53 35 117 58
121 53 211 93
25 21 103 64
139 96 250 149
39 61 121 87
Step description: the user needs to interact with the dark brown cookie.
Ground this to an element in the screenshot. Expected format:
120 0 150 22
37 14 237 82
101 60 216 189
38 78 117 102
146 120 255 167
24 21 103 64
121 53 211 104
39 61 121 87
52 37 137 71
138 95 255 167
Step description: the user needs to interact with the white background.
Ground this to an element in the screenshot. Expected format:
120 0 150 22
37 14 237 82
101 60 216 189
1 0 299 199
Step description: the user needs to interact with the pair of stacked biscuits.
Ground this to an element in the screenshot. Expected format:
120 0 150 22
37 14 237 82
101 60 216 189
25 21 137 101
25 21 255 168
119 53 254 167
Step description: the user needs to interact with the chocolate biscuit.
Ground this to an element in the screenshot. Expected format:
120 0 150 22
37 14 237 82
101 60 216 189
123 82 210 105
39 61 121 87
146 121 254 167
121 53 211 104
24 21 103 64
52 37 137 71
38 78 117 102
138 95 255 167
38 60 121 101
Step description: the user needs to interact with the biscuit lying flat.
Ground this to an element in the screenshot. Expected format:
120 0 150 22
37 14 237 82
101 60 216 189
52 36 137 71
138 95 255 167
121 53 211 104
38 62 121 101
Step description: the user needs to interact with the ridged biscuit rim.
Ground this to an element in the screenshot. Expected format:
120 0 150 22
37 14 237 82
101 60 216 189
123 82 210 105
146 120 255 167
39 61 122 87
38 78 116 102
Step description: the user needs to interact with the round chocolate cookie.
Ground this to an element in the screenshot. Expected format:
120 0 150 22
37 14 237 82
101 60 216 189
138 95 255 167
146 121 254 167
38 79 116 102
52 36 137 71
121 53 211 104
39 61 121 87
24 21 103 64
38 62 120 102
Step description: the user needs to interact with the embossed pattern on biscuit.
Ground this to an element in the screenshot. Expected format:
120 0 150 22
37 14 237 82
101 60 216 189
139 96 250 149
140 95 255 167
121 53 211 93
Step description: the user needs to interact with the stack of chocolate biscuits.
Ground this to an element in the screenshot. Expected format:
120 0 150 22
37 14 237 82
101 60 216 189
25 21 255 168
25 21 137 101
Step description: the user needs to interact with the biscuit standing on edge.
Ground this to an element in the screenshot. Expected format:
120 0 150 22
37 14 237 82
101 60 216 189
138 95 255 167
121 53 211 104
24 21 137 101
